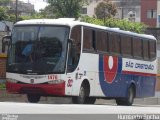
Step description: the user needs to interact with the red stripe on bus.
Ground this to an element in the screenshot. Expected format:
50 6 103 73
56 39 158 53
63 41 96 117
122 71 156 77
6 81 65 96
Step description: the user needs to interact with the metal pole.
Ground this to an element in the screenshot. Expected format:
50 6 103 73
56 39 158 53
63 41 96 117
16 0 18 22
121 7 124 19
104 8 106 25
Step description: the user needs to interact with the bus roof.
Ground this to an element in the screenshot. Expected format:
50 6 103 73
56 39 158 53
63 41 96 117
15 18 156 40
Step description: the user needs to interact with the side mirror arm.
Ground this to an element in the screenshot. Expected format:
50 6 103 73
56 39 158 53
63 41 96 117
2 35 11 53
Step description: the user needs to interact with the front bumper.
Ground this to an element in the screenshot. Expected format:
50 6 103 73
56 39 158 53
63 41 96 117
6 81 65 96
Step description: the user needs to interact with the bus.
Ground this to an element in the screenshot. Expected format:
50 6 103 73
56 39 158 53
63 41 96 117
3 18 157 105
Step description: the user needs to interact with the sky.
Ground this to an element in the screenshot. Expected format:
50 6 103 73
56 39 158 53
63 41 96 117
19 0 49 12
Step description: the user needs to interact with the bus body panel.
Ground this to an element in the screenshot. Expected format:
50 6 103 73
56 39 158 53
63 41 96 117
6 53 157 98
70 53 100 96
6 81 65 96
6 73 66 96
98 54 156 98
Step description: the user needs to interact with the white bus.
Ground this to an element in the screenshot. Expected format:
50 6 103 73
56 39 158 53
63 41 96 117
3 18 157 105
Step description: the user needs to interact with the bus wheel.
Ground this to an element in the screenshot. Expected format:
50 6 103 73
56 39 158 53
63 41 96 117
27 94 41 103
72 84 86 104
116 86 135 106
72 80 93 104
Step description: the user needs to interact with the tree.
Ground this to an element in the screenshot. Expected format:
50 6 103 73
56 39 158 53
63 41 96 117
0 6 19 22
0 0 10 5
47 0 87 18
95 0 117 19
39 5 56 18
81 16 147 34
0 7 9 21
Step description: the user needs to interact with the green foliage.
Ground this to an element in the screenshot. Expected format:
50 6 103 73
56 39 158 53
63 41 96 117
81 16 104 25
47 0 87 18
7 14 17 22
0 83 6 90
95 0 117 19
0 7 9 21
0 6 20 22
81 16 147 34
20 13 45 20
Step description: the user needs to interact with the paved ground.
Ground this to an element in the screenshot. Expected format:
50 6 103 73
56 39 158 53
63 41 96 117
0 102 160 114
2 102 160 120
1 89 160 105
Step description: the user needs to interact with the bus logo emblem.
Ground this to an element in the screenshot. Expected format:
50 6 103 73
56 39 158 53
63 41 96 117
104 56 118 84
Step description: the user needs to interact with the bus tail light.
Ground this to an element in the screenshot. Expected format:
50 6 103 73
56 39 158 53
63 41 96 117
48 79 64 84
7 78 18 83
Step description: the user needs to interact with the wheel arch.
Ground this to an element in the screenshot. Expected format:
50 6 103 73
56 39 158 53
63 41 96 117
71 76 91 96
81 79 90 96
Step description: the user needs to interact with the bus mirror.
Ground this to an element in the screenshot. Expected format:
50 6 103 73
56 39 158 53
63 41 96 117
2 35 11 53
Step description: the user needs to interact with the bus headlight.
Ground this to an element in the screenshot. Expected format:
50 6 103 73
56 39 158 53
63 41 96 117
6 78 18 83
48 79 64 84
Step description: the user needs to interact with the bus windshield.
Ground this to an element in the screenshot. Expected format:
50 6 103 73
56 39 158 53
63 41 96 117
7 25 69 74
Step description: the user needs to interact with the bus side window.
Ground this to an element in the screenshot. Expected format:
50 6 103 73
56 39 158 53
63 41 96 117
96 30 108 53
133 37 143 59
143 40 149 60
121 35 132 57
67 25 81 72
83 27 94 52
108 32 121 55
149 40 156 60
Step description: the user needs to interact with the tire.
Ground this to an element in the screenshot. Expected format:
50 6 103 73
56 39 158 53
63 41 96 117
116 99 125 105
72 84 86 104
27 94 41 103
72 83 96 104
85 97 96 104
116 86 135 106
